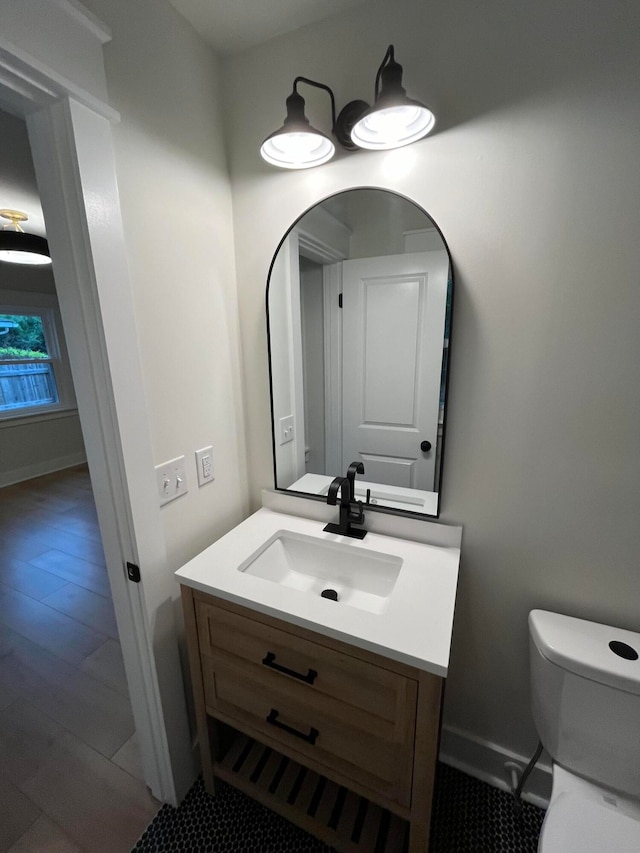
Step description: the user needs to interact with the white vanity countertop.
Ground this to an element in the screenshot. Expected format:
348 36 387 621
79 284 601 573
175 507 461 678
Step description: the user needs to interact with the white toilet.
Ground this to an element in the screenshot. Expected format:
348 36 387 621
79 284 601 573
529 609 640 852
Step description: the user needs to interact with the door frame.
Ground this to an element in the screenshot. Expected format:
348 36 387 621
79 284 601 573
296 229 346 477
0 5 193 805
321 262 343 474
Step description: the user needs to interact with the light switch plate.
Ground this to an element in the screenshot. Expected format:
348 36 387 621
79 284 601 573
195 446 214 487
279 414 295 445
155 455 188 506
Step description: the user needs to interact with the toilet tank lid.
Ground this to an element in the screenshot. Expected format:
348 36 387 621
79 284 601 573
529 610 640 696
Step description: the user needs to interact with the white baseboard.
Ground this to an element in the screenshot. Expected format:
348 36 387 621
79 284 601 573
0 452 87 488
439 724 552 810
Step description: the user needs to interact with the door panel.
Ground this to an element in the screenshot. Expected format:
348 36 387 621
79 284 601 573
359 453 416 488
362 277 421 426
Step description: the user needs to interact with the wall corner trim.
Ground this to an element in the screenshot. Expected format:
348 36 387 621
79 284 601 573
51 0 112 44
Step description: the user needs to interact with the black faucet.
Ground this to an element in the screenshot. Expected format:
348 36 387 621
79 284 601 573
346 460 364 501
323 462 367 539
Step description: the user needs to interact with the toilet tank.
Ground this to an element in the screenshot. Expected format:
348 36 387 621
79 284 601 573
529 609 640 799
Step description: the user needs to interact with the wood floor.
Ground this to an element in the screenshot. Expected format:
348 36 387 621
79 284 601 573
0 466 160 852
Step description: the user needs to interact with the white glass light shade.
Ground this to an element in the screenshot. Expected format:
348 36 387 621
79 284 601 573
0 231 51 266
0 248 52 266
260 130 335 169
351 103 435 151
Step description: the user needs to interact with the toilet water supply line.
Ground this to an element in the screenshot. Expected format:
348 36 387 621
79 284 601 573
507 741 544 812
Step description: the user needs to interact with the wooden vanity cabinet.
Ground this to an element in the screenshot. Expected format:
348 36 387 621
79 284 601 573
181 585 443 853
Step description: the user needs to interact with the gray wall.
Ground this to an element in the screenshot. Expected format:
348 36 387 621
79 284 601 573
81 0 249 570
0 406 85 486
223 0 640 770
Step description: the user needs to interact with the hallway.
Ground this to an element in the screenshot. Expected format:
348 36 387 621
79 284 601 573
0 466 159 851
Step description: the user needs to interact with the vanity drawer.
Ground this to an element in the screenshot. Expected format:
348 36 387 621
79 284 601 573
194 595 415 728
194 594 418 806
201 655 415 806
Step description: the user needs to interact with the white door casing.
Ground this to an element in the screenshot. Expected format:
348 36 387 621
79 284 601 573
299 259 325 474
322 262 343 475
0 1 193 805
341 251 449 491
269 232 306 487
295 225 346 480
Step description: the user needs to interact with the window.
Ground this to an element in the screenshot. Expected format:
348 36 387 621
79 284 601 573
0 300 75 420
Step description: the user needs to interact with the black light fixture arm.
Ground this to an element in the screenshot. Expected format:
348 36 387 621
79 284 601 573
372 44 408 106
374 45 395 99
292 76 337 131
292 75 364 152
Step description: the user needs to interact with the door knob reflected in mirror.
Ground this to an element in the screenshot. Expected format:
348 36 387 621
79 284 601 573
420 440 432 453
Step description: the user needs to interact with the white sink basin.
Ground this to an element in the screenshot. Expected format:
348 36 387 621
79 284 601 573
238 529 402 614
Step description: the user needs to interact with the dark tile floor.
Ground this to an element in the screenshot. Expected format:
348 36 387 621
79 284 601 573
132 763 544 852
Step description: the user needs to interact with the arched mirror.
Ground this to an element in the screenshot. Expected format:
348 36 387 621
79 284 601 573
267 188 453 517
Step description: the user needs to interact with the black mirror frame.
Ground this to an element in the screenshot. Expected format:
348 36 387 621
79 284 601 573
265 186 455 521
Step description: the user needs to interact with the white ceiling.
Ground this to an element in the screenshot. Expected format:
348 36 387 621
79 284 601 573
169 0 370 55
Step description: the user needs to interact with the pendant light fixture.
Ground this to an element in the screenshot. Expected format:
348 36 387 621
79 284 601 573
260 46 435 169
350 45 436 150
260 77 336 169
0 209 51 266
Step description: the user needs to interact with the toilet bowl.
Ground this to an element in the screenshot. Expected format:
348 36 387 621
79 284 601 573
538 765 640 852
529 610 640 852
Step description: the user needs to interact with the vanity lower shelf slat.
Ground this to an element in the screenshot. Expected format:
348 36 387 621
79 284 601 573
214 731 409 853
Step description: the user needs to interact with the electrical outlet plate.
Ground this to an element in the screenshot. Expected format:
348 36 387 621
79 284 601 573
195 446 214 487
155 455 188 506
279 414 295 445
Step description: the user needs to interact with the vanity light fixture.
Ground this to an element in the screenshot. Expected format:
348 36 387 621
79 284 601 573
350 45 436 150
260 77 337 169
0 209 51 266
260 45 435 169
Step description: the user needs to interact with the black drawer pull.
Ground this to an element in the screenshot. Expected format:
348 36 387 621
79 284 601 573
262 652 317 685
266 708 319 745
